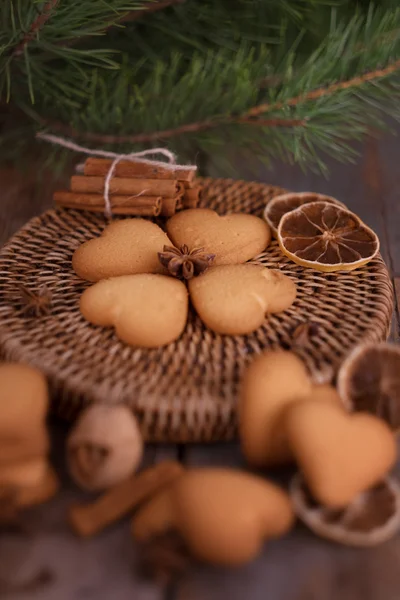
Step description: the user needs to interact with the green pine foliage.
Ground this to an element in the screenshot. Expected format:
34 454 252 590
1 0 400 173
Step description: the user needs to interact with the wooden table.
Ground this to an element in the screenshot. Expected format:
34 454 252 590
1 130 399 600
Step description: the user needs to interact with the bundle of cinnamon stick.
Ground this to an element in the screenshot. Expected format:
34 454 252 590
54 158 202 217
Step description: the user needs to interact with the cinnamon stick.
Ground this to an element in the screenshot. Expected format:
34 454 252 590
183 180 195 189
54 191 161 208
70 176 179 198
83 157 196 182
160 197 179 217
159 182 186 216
183 186 202 209
68 461 184 538
57 203 161 217
54 191 162 216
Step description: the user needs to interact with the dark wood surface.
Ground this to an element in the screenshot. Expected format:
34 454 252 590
0 129 400 599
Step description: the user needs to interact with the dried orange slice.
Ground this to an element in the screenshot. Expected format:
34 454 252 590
291 473 400 547
338 343 400 431
277 201 379 272
264 192 345 237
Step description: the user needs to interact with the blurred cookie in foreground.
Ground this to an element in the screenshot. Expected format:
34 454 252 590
0 363 58 510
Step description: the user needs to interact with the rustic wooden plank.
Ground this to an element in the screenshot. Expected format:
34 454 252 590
373 127 400 275
0 165 68 247
1 130 400 600
360 136 393 274
182 442 245 468
176 534 400 600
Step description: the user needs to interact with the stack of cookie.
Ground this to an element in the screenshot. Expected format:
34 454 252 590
0 364 58 509
53 158 202 217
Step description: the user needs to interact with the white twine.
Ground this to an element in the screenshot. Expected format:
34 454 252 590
36 132 197 219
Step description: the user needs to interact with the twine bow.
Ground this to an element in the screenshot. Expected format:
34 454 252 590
36 132 197 219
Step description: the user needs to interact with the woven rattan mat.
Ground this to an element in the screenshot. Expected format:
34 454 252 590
0 178 394 442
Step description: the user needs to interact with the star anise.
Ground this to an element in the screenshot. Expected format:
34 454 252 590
19 284 52 318
158 245 216 280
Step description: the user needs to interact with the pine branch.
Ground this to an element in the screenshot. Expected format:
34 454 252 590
56 0 186 49
12 0 59 57
37 59 400 145
247 58 400 117
119 0 186 23
2 1 400 174
37 116 307 143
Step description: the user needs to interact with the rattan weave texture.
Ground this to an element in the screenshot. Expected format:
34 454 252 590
0 178 394 442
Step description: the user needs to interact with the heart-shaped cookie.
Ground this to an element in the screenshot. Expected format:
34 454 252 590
132 468 294 566
166 208 271 266
0 364 58 507
239 351 312 467
285 400 397 507
80 274 188 348
73 219 171 282
0 364 49 464
189 264 296 335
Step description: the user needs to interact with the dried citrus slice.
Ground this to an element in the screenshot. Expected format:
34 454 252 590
338 343 400 431
264 192 345 237
277 201 379 272
291 473 400 547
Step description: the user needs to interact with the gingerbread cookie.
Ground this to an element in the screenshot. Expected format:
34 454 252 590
310 384 343 406
239 351 312 467
0 363 49 464
166 209 271 266
132 468 294 566
189 264 296 335
0 363 58 507
80 274 188 347
72 219 171 282
285 400 397 507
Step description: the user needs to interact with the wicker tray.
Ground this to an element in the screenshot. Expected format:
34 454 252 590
0 178 394 442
